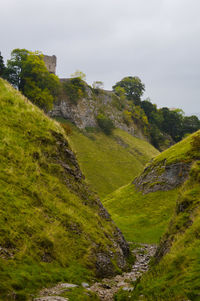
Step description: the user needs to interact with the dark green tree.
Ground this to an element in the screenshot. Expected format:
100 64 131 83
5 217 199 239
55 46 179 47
63 78 86 104
159 108 183 142
141 99 164 128
96 114 115 135
0 52 6 77
6 49 29 89
113 76 145 105
182 115 200 135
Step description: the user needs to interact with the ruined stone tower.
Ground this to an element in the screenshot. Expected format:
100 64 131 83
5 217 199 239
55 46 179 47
43 55 57 74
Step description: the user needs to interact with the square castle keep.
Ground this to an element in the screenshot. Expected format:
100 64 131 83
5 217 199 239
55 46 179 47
43 55 57 74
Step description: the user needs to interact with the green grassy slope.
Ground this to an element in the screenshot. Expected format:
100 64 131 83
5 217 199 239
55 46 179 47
66 125 159 198
104 185 178 243
111 130 200 300
0 79 130 300
104 131 200 244
131 154 200 300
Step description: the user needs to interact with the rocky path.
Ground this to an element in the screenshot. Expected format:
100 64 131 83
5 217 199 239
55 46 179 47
89 243 157 301
34 243 157 301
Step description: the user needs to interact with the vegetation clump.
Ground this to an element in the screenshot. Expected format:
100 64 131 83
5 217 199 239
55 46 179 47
96 113 115 135
62 77 87 104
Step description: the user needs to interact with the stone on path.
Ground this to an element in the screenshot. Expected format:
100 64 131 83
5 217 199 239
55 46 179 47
82 282 90 288
90 243 157 301
34 297 68 301
34 283 78 300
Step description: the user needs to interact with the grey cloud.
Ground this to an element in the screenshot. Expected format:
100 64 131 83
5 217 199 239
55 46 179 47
1 0 200 114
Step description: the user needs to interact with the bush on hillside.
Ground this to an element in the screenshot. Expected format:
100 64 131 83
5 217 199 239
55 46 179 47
123 110 132 125
111 93 125 111
96 113 115 135
63 78 87 104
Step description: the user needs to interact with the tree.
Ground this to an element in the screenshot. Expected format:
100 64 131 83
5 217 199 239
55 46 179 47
113 86 126 100
0 52 6 77
141 99 163 128
71 70 86 81
6 48 29 89
63 78 86 104
96 114 115 135
92 81 104 89
6 49 60 112
113 76 145 105
182 115 200 135
159 107 183 142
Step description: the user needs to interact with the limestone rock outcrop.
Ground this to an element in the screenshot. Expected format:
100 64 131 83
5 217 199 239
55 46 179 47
49 82 146 139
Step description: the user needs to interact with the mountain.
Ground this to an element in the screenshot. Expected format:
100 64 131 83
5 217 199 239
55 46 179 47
0 79 132 300
107 129 200 300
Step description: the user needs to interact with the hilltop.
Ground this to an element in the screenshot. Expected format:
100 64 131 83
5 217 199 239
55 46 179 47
0 79 132 300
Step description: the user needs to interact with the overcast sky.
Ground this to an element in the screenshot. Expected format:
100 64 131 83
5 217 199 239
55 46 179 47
1 0 200 114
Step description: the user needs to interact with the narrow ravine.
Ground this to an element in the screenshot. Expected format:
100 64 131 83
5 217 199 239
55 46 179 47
89 243 157 301
34 244 157 301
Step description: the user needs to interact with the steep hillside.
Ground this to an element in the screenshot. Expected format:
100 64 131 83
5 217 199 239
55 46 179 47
65 124 159 198
130 131 200 300
104 131 200 244
0 79 131 300
106 130 200 300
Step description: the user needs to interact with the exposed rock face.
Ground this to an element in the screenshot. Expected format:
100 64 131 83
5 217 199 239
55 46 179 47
91 227 129 278
95 253 116 278
133 160 191 194
49 82 146 138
